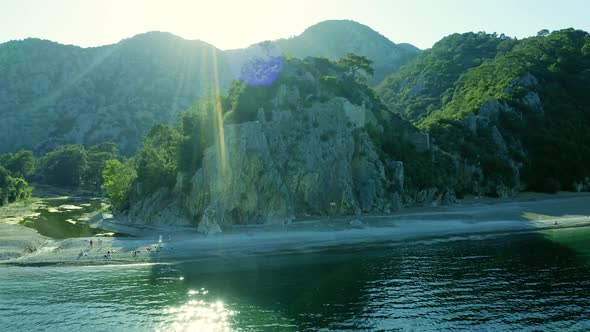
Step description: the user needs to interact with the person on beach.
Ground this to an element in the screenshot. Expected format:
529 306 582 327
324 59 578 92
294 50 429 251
90 239 93 249
98 238 102 248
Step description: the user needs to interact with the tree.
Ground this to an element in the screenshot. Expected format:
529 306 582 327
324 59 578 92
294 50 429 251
136 124 182 194
102 159 136 211
3 150 36 179
337 53 375 82
0 166 31 206
85 142 119 188
37 145 88 187
177 105 216 173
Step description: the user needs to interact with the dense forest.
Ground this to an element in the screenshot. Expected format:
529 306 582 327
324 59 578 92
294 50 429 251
378 28 590 195
0 143 122 205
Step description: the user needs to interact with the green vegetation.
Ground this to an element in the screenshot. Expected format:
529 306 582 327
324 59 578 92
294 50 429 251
0 166 31 206
377 29 590 194
177 102 218 174
102 54 455 212
85 142 119 189
222 56 385 124
3 27 590 212
337 53 375 82
0 20 420 156
377 32 517 122
275 19 420 84
0 149 35 180
135 124 182 195
37 145 89 187
0 32 232 155
0 149 34 205
0 142 123 206
102 159 136 211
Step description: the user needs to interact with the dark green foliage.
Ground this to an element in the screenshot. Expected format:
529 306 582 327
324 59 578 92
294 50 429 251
136 124 182 194
85 142 120 188
0 33 232 155
0 143 122 190
377 32 517 122
366 121 457 194
0 166 31 206
102 159 136 211
337 53 375 82
378 28 590 193
0 149 35 179
37 145 88 187
222 80 277 123
177 102 218 173
222 56 381 124
274 20 420 85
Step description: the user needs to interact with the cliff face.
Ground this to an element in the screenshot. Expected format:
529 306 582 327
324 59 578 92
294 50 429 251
181 97 402 232
119 54 460 232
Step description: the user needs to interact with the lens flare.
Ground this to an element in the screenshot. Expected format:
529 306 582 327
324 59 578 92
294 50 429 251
233 41 283 86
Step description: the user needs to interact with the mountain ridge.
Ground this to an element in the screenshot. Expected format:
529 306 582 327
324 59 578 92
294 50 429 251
0 20 419 155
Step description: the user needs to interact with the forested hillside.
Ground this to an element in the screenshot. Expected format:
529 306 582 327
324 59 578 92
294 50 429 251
0 20 418 156
0 32 232 155
378 29 590 195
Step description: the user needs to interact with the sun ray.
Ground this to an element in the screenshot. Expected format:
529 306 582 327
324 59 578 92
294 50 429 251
210 45 227 178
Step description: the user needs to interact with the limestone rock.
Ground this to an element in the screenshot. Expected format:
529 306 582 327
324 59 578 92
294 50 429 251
182 97 400 227
127 188 191 225
197 207 223 235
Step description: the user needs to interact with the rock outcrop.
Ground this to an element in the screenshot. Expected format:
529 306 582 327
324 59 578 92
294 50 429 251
181 97 401 231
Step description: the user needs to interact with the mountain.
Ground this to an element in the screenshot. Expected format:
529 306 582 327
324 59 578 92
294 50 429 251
273 20 421 84
377 29 590 195
0 21 419 155
0 32 233 155
376 32 518 122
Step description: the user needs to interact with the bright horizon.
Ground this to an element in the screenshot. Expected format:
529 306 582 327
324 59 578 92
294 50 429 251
1 0 590 50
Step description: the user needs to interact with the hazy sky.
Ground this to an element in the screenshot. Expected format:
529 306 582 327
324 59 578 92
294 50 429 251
1 0 589 50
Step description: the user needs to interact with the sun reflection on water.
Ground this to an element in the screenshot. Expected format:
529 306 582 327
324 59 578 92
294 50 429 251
157 297 236 332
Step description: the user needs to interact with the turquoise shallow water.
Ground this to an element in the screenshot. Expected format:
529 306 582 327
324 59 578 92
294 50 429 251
1 227 590 331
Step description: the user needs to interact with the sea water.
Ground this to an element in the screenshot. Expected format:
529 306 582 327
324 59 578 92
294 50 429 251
1 227 590 331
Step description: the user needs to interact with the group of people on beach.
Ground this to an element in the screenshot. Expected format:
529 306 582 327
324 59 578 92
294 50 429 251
78 238 108 260
76 234 172 261
87 238 103 249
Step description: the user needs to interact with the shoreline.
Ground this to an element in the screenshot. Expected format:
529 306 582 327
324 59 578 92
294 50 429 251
1 192 590 268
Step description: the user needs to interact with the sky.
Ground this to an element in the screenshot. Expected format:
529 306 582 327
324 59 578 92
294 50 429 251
1 0 589 50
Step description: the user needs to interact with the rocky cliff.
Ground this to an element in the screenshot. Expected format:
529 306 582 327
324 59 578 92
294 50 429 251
127 99 408 233
123 57 437 232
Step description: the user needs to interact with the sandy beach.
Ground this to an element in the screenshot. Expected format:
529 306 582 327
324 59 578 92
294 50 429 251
1 192 590 267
